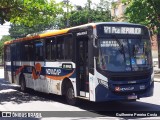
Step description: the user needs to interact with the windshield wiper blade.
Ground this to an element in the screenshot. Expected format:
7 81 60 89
113 35 126 63
113 35 124 54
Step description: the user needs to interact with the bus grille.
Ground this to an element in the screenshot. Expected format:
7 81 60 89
111 88 148 96
110 75 150 81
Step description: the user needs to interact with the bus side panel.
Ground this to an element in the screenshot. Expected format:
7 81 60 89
5 61 12 83
4 45 13 83
14 61 34 86
45 61 76 96
14 61 76 96
89 73 96 101
94 68 109 102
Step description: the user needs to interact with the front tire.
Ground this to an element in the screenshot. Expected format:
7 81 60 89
20 75 27 92
65 83 76 105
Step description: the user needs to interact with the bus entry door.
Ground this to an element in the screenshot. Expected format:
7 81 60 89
76 36 89 96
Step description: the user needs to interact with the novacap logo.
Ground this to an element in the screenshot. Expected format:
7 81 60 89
32 63 42 80
115 87 120 92
115 86 134 92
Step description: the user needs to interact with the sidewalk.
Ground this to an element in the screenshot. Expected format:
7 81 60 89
153 65 160 82
0 68 4 78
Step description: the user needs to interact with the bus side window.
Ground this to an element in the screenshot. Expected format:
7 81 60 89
51 42 56 60
46 38 56 61
16 44 21 61
11 44 16 61
24 43 34 61
56 36 64 60
5 45 11 61
64 35 73 60
34 41 44 61
56 34 73 60
46 41 51 60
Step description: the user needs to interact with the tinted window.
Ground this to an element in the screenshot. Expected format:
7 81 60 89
64 35 73 60
24 42 34 61
46 38 56 60
34 41 44 61
57 36 64 60
5 45 11 61
45 34 73 61
11 44 16 61
16 43 21 61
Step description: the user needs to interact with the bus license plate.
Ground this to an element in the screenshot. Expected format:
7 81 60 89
128 95 137 100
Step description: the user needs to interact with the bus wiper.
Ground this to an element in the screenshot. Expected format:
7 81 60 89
113 35 124 54
113 35 126 63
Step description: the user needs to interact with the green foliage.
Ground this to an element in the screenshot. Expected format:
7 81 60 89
9 22 58 39
0 0 64 27
0 0 65 39
0 35 11 58
60 0 112 28
123 0 160 67
123 0 160 32
2 0 112 38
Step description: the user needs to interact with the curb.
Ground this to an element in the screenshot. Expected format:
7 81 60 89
154 78 160 82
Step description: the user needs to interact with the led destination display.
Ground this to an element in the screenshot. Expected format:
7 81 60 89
104 26 142 34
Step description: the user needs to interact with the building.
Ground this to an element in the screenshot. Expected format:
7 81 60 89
111 0 126 22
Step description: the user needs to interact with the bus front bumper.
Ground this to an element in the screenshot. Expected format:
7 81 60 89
95 81 154 102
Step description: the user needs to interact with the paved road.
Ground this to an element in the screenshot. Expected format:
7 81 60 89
0 69 160 120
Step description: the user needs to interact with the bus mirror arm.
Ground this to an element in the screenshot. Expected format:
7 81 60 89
93 36 98 48
93 36 98 56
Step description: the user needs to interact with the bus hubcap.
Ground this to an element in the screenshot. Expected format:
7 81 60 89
67 88 74 100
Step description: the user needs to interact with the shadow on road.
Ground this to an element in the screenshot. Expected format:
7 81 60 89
0 78 62 105
74 99 160 119
0 78 160 119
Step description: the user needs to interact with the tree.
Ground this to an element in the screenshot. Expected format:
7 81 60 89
122 0 160 31
0 35 11 60
0 0 66 39
9 22 58 39
122 0 160 67
60 0 112 28
0 0 64 27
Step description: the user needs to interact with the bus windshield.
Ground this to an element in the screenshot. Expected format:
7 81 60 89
97 38 152 72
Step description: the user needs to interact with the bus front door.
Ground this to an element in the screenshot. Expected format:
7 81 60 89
76 36 89 97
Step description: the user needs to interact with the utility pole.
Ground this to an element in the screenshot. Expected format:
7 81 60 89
63 0 69 27
87 0 91 23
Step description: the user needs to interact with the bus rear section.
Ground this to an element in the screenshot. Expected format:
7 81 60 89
91 23 154 102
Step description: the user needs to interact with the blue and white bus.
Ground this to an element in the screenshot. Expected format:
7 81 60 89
4 22 154 105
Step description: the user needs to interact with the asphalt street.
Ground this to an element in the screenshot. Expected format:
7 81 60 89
0 69 160 120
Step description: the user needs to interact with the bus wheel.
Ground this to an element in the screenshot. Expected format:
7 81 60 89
20 75 26 92
65 83 76 105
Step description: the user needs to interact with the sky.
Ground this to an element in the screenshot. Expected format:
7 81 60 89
0 0 113 39
0 22 10 39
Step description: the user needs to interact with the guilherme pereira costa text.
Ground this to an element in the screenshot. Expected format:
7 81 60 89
116 112 158 117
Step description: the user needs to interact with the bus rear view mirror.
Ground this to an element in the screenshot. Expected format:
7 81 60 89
93 37 98 48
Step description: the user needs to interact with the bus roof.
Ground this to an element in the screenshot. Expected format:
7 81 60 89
4 23 96 45
4 22 145 45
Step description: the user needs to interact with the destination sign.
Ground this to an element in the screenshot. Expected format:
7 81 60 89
104 26 142 34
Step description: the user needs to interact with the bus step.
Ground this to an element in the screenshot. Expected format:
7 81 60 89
77 96 89 100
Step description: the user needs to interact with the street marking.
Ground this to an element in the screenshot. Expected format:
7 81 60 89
154 78 160 82
0 89 17 93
